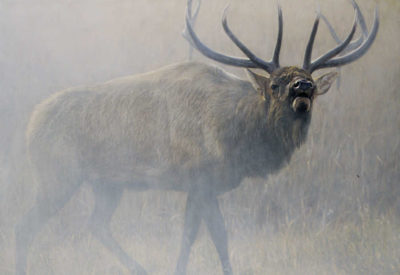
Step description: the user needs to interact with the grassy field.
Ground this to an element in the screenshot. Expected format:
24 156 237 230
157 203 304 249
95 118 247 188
1 187 399 274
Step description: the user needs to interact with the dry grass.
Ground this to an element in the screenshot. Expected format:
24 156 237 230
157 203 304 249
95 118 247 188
1 193 399 274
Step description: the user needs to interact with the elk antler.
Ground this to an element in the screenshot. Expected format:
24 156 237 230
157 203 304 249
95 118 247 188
184 0 378 75
320 0 371 88
182 0 202 60
303 0 379 73
185 0 282 73
221 5 282 73
321 0 369 55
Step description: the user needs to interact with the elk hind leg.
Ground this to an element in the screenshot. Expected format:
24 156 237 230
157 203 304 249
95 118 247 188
15 177 81 275
89 183 147 275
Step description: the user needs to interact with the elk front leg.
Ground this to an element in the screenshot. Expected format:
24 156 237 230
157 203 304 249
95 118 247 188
203 194 233 275
175 189 233 275
174 192 202 275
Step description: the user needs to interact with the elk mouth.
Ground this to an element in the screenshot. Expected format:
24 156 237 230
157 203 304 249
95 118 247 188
292 96 311 113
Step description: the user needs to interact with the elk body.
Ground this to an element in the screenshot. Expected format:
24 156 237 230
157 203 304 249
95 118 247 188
15 0 378 274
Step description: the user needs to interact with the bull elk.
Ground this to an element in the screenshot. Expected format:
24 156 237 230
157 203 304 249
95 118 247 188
15 0 378 274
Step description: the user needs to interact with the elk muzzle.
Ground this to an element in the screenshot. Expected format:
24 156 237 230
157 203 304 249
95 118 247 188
293 79 314 93
292 97 311 113
291 79 313 113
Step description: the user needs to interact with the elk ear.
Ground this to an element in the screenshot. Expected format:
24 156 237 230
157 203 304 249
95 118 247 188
315 71 339 96
246 69 270 97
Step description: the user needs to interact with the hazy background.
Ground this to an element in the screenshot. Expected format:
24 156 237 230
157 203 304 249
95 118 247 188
0 0 399 274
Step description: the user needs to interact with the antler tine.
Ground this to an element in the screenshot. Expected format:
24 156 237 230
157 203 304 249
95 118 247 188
308 12 357 72
183 0 202 60
321 14 363 54
320 0 368 54
312 6 378 71
320 14 341 43
182 0 197 44
184 0 258 68
304 0 379 73
350 0 368 38
315 7 378 70
272 5 283 68
303 13 320 71
221 5 277 73
192 0 202 20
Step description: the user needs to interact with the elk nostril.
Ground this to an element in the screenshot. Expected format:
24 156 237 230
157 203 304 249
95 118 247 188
303 82 313 89
294 80 313 91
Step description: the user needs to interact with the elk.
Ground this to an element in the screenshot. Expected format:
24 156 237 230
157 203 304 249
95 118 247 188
15 0 378 274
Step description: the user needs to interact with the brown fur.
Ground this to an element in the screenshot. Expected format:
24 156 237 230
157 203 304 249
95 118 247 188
17 61 333 275
27 62 312 193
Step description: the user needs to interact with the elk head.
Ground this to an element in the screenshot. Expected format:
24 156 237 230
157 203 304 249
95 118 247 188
184 0 379 116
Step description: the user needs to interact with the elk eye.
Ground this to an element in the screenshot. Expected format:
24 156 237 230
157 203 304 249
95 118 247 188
270 84 279 90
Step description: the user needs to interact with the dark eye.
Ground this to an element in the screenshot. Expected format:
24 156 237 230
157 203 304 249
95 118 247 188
270 84 279 90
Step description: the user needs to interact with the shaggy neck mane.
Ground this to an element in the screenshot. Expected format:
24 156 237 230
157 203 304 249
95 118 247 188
231 92 311 177
266 97 311 154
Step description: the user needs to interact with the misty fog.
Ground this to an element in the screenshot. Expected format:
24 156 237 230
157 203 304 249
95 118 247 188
1 0 399 274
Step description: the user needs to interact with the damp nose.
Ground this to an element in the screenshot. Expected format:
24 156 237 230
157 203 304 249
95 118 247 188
293 79 314 93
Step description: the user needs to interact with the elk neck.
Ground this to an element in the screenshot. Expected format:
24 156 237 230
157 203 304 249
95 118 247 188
230 88 312 178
